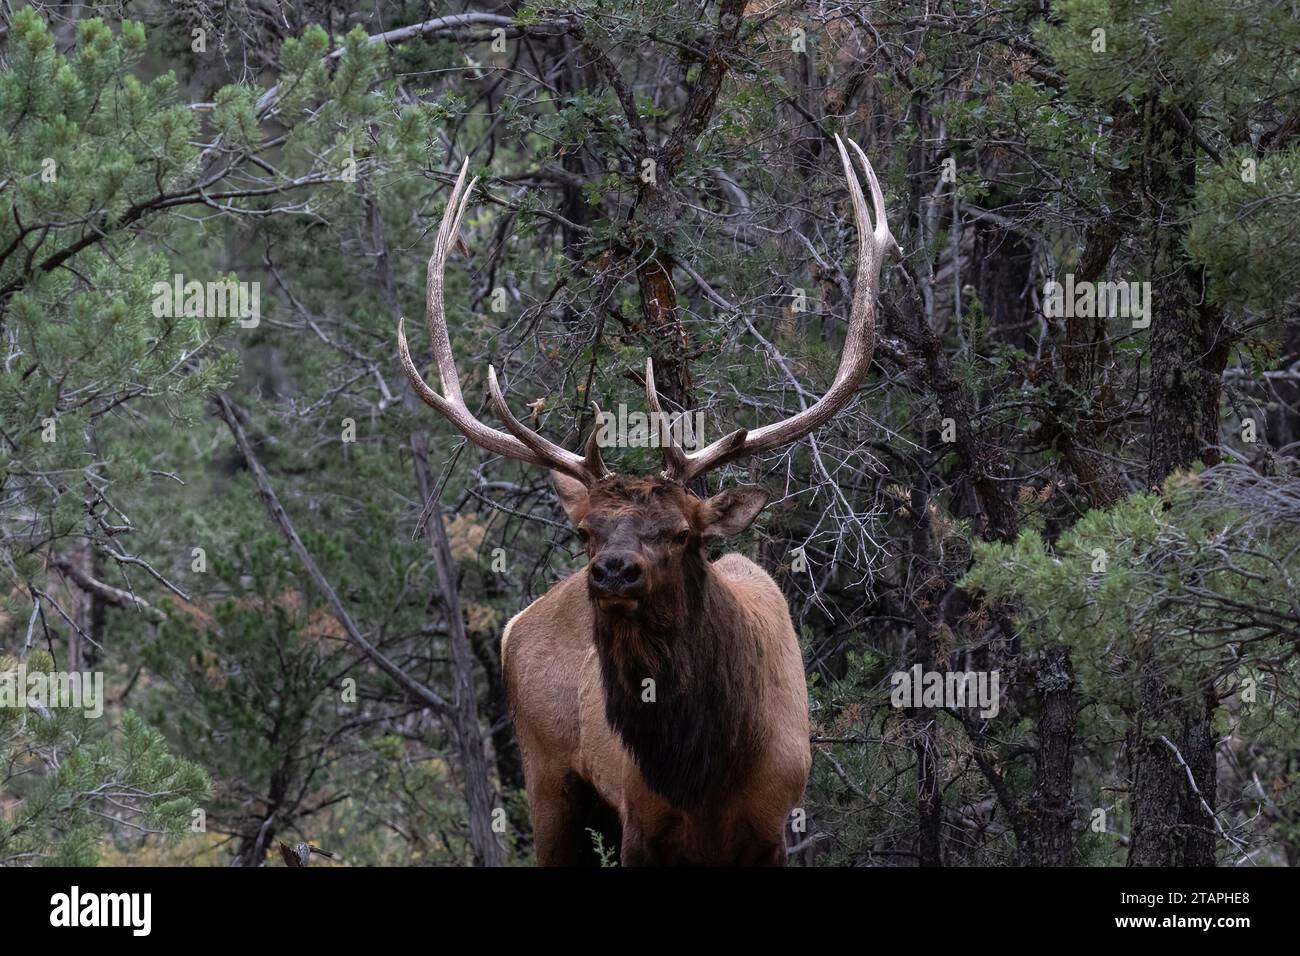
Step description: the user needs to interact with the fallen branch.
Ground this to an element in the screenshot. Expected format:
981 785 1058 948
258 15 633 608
213 391 451 716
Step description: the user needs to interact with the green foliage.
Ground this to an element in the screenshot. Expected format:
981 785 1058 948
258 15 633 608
1 649 208 866
962 470 1300 743
587 827 619 866
1189 147 1300 317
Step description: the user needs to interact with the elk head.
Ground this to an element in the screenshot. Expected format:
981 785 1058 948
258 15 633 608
397 137 898 591
547 472 770 619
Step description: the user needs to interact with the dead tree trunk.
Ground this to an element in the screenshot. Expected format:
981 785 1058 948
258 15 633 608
411 446 505 868
366 192 504 866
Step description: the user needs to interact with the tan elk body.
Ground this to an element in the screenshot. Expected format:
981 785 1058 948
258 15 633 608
398 136 897 865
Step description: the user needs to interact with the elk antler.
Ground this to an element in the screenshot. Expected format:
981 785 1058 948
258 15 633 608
398 158 609 485
647 135 899 486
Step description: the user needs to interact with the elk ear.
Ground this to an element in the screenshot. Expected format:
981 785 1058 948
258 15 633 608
551 471 589 524
698 486 769 539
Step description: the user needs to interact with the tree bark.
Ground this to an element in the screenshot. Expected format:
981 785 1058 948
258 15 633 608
1028 645 1076 865
1128 655 1218 867
1127 95 1225 867
470 628 530 848
1058 221 1127 508
1145 98 1230 484
908 487 943 866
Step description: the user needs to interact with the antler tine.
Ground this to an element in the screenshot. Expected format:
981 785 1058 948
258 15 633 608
643 358 688 477
846 137 903 261
659 135 897 486
584 401 611 479
486 366 607 482
426 157 475 405
398 159 604 485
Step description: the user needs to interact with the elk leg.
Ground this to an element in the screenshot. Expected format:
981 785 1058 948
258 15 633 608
737 838 785 866
730 815 787 866
530 770 619 866
618 823 657 867
619 811 688 866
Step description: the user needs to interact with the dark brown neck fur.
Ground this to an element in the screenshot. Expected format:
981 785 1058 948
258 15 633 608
590 553 761 810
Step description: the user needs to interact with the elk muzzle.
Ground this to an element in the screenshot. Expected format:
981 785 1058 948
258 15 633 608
589 550 645 603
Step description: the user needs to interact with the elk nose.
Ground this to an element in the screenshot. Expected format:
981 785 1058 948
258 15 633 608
590 551 643 595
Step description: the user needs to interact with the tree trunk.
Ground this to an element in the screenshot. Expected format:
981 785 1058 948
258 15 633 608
1029 645 1076 865
1145 98 1230 484
1128 655 1218 867
1127 655 1183 866
1177 685 1219 866
1127 95 1225 867
413 451 505 868
366 191 503 866
908 488 943 866
470 630 530 849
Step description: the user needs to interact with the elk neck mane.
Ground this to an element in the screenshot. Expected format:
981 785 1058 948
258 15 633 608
590 549 762 810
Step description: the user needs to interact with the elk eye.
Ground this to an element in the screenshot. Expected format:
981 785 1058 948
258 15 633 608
674 529 691 545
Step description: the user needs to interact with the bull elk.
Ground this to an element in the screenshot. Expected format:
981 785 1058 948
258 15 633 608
398 137 896 865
